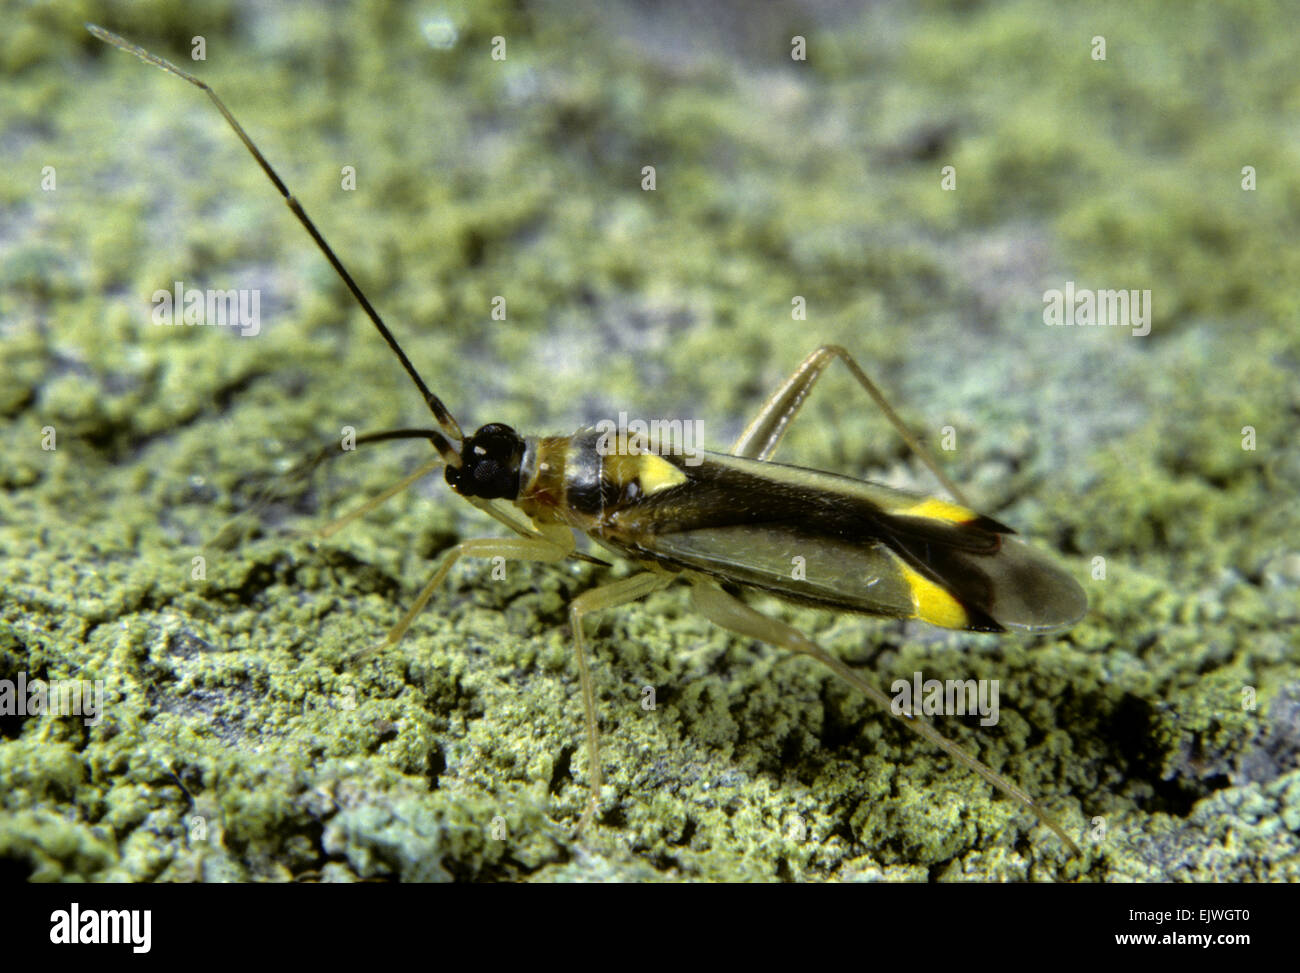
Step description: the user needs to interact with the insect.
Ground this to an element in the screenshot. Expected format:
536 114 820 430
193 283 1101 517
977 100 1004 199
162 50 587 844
89 25 1088 856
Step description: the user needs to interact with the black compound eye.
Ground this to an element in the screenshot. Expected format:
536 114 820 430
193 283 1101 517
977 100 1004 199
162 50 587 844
445 423 523 499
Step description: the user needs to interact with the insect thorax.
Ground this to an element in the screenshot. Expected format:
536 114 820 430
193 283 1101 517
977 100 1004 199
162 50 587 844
516 427 690 529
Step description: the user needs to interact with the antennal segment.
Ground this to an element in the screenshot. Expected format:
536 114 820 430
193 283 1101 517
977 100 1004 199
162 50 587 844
87 24 465 464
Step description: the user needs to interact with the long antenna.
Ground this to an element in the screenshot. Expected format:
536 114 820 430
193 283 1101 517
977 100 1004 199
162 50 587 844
88 24 465 464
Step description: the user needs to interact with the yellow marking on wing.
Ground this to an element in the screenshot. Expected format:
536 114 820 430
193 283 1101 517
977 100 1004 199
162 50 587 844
900 497 977 524
899 563 969 629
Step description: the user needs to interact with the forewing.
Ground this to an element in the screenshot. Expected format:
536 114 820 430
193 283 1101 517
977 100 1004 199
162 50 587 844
614 451 1086 633
643 523 918 618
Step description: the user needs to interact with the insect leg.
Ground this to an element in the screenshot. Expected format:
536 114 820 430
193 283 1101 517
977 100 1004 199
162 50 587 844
314 458 443 539
689 580 1081 856
355 535 575 662
730 344 969 506
209 429 452 550
567 572 671 831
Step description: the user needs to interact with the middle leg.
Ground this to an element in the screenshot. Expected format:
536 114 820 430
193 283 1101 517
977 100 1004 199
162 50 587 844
567 571 671 831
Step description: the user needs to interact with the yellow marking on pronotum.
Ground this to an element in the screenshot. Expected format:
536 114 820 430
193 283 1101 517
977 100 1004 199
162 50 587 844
900 497 977 524
603 448 689 496
899 562 969 629
632 453 688 495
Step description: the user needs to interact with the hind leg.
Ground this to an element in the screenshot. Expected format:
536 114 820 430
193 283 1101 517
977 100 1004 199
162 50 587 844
731 344 969 506
688 580 1080 856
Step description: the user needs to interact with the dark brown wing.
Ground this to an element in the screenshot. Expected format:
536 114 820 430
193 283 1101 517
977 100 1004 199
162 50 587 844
599 450 1086 633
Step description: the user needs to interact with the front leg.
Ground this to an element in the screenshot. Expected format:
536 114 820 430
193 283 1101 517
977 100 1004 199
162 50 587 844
355 534 574 661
